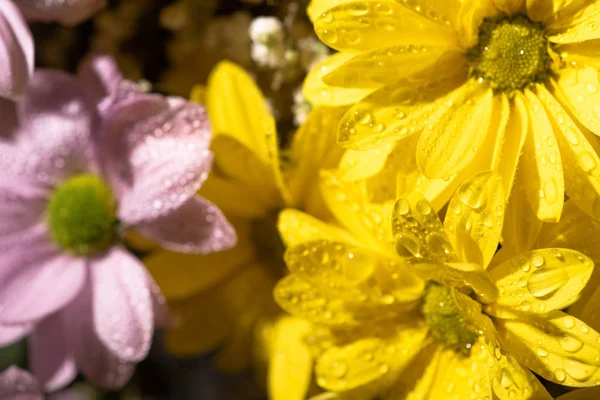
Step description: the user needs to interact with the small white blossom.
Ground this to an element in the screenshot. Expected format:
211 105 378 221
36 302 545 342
249 16 286 68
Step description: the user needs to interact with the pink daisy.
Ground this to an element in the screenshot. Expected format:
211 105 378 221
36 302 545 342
0 366 43 400
13 0 106 26
0 55 236 390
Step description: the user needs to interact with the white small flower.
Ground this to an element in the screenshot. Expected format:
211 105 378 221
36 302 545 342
292 87 311 126
249 16 286 68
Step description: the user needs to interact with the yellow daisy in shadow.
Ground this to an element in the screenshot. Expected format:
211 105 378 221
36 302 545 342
275 171 600 399
305 0 600 223
144 61 344 399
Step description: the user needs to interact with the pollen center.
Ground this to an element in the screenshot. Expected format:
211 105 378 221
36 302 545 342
469 15 553 93
47 174 117 255
422 283 478 356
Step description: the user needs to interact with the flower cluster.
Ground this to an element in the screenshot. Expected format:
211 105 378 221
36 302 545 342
3 0 600 399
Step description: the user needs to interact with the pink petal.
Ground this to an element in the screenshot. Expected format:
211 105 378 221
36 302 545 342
0 239 86 324
103 96 213 225
61 281 135 390
137 196 237 254
13 0 107 26
0 366 42 400
0 322 31 347
142 268 169 328
28 316 77 391
0 180 47 239
77 53 142 115
0 70 96 187
89 248 153 362
0 0 33 100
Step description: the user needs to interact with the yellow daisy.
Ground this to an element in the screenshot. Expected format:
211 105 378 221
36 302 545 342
275 171 600 399
304 0 600 223
144 61 344 399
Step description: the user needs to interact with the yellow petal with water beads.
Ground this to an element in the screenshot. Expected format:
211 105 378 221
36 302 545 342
392 192 454 264
277 209 359 247
556 67 600 138
303 53 375 107
339 144 395 181
496 311 600 387
338 64 467 150
494 0 524 14
521 90 565 222
488 248 593 315
539 83 600 221
284 240 423 305
274 275 360 326
444 171 505 268
313 0 457 53
416 82 494 179
550 11 600 44
315 326 428 392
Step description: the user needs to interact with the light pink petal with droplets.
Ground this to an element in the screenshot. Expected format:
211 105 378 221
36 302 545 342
0 233 86 324
1 70 96 187
90 248 153 362
141 267 169 328
61 278 136 390
137 196 237 254
13 0 107 26
29 316 77 391
0 0 34 100
103 96 213 225
0 180 47 239
76 53 142 115
0 366 42 400
0 322 31 347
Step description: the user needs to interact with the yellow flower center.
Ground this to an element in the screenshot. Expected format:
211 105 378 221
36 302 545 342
47 174 117 255
469 15 553 93
422 283 478 356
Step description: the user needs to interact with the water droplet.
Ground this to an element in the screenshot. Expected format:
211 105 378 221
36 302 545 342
537 347 548 357
563 316 576 329
456 181 487 210
564 359 598 382
560 334 583 353
329 361 348 378
527 266 568 298
554 368 566 382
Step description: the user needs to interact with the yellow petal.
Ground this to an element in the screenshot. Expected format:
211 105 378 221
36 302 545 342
278 209 358 247
206 61 275 165
285 106 346 213
303 54 375 106
274 274 362 326
501 174 544 255
499 93 529 202
396 0 464 32
555 67 600 138
556 387 600 400
268 317 313 400
417 81 494 178
496 310 600 387
521 89 565 222
199 175 269 219
392 192 455 263
307 0 356 22
338 61 467 150
189 85 206 105
550 9 600 43
211 135 284 210
285 239 423 304
495 0 525 13
325 46 463 89
145 218 254 300
314 1 457 53
545 0 599 30
455 0 500 48
527 0 562 21
489 248 594 314
559 42 600 70
444 171 505 268
320 170 393 247
339 144 395 181
540 82 600 220
315 326 428 391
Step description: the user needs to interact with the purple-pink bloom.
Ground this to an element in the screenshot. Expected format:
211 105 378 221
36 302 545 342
0 56 236 391
0 366 43 400
0 0 34 99
13 0 106 26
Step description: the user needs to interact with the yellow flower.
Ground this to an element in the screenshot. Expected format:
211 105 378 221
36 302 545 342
305 0 600 223
275 171 600 399
145 61 344 399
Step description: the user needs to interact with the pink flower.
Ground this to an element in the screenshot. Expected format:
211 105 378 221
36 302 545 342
0 0 34 99
13 0 106 26
0 366 43 400
0 56 236 390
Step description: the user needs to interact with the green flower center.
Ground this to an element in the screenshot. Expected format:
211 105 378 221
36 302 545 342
422 283 478 356
47 174 117 255
469 15 553 93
